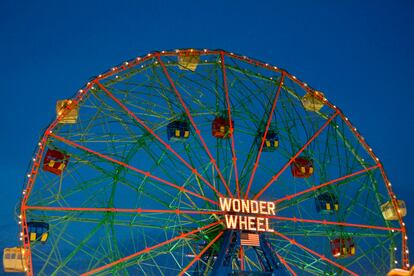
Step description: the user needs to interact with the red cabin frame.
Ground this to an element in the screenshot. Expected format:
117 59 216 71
212 117 234 138
330 237 355 258
290 157 313 178
42 149 70 176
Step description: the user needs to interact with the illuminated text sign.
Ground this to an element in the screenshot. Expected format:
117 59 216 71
219 197 275 232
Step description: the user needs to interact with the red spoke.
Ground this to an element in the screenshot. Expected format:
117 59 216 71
49 133 218 206
20 211 32 274
25 206 222 215
254 110 339 200
220 52 240 198
95 81 223 199
179 231 224 275
274 165 380 205
269 215 402 232
240 244 245 270
272 231 358 276
81 220 222 275
156 54 234 198
244 72 285 199
274 251 296 276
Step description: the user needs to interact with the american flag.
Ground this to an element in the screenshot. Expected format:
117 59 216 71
240 233 260 247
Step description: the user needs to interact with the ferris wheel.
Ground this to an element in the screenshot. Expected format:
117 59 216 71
4 49 410 275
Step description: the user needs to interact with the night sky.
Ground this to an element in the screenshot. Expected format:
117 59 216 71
1 0 413 272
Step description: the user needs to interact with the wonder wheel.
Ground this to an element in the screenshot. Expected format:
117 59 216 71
7 49 409 275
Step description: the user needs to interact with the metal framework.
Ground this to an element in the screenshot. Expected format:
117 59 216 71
16 49 409 275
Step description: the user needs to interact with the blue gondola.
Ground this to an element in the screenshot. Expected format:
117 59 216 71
167 120 191 141
315 192 339 214
257 131 279 152
28 222 49 244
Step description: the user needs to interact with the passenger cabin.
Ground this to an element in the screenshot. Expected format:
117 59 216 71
257 131 279 152
212 117 234 138
301 91 325 112
167 120 191 141
3 247 26 272
28 221 49 244
178 52 200 71
330 237 355 258
56 100 79 124
315 192 339 214
381 200 407 220
42 148 70 176
291 157 314 178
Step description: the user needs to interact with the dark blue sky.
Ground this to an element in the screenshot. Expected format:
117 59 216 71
1 0 413 270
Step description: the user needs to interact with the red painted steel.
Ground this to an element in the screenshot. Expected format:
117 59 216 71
274 165 380 205
245 73 285 199
17 49 409 274
267 215 402 232
220 52 240 198
179 231 224 275
273 231 358 276
254 110 339 200
95 81 223 199
49 133 218 206
156 53 234 198
26 205 221 215
81 220 222 275
274 251 297 276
